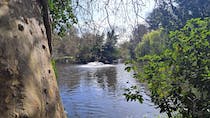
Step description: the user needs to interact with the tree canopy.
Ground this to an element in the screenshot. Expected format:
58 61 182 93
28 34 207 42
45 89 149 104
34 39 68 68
135 29 167 58
48 0 77 35
147 0 210 30
130 17 210 117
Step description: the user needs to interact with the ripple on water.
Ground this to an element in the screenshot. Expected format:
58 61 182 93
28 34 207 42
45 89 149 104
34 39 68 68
57 64 161 118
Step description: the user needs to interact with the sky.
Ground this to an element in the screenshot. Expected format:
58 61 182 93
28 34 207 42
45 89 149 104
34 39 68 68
72 0 155 42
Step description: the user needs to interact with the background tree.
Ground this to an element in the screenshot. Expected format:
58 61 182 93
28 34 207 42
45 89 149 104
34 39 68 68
101 29 119 63
77 32 96 63
129 24 148 59
76 32 105 64
53 28 121 64
53 27 80 63
118 41 131 61
146 0 210 31
135 29 168 58
91 33 105 61
146 5 179 31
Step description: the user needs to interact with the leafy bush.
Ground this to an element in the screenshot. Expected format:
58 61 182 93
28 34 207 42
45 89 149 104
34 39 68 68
133 18 210 117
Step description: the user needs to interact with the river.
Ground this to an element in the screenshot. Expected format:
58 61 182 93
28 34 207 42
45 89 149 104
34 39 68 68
57 63 161 118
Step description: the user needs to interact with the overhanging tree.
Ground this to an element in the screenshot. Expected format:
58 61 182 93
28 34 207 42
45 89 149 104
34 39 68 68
135 18 210 117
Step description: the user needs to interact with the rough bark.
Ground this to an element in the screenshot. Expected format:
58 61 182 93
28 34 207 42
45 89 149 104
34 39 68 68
39 0 52 54
0 0 66 118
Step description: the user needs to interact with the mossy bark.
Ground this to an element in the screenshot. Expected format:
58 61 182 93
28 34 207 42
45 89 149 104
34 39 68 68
0 1 66 118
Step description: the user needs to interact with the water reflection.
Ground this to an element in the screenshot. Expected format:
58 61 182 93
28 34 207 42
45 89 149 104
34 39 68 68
94 67 117 92
57 64 161 118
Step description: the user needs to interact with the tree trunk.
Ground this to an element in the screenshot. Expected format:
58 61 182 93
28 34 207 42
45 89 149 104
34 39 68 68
0 1 66 118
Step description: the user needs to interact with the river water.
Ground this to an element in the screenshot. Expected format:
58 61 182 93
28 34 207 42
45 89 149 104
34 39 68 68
57 63 161 118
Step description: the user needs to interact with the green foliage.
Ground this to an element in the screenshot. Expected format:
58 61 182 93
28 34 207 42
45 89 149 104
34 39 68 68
146 5 180 31
135 29 168 58
134 18 210 117
91 33 105 61
147 0 210 31
76 30 119 64
53 29 120 64
118 41 131 60
52 27 80 62
72 32 96 63
101 29 119 63
77 45 94 63
48 0 77 36
123 86 143 103
129 24 148 59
